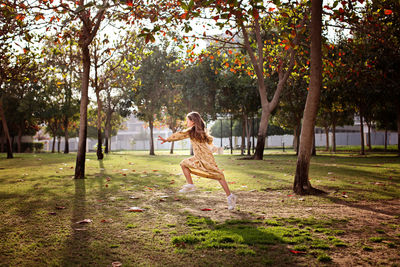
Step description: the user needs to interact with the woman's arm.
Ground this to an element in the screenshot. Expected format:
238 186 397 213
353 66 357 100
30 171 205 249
158 130 190 144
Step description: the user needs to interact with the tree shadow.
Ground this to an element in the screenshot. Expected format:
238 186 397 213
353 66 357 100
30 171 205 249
319 194 400 217
61 179 92 265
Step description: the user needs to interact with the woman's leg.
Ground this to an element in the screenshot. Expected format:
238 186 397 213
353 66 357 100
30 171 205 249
219 177 231 196
181 164 194 184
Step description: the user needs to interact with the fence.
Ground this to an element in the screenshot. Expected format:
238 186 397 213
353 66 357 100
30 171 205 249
44 130 398 152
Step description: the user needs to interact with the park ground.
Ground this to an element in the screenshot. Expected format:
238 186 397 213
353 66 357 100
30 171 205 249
0 148 399 266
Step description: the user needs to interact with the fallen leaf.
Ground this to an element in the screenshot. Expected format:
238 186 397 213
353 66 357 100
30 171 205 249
174 197 180 201
48 212 57 215
257 216 265 220
106 177 111 181
105 184 109 187
112 262 122 267
201 208 212 211
74 228 87 231
128 207 144 212
289 250 306 254
76 219 92 224
55 206 66 210
129 196 139 199
153 170 158 172
228 181 236 184
101 219 113 223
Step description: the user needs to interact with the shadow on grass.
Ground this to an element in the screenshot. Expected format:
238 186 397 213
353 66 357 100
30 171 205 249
319 194 400 217
60 178 114 266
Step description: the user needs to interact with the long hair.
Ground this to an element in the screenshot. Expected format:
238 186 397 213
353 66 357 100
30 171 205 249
187 112 212 143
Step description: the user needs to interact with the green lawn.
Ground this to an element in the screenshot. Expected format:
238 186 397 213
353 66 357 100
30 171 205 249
0 150 399 266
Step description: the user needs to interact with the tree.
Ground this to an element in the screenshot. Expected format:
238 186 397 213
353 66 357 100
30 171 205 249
131 47 178 155
179 0 309 159
293 0 324 195
0 1 34 158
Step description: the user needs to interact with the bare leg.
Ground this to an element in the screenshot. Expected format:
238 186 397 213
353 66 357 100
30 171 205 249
181 164 194 184
219 177 231 196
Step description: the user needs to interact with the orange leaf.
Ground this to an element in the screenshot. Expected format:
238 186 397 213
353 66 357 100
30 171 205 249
268 7 275 12
228 50 233 54
225 62 229 68
127 0 133 6
210 55 214 59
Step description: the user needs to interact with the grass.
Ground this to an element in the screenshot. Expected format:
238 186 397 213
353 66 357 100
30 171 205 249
0 149 399 266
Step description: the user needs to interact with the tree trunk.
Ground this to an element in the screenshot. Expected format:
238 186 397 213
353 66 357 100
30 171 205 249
367 123 372 151
230 117 233 154
246 116 252 156
252 117 255 154
0 97 13 158
52 135 56 153
384 128 387 151
1 132 4 152
332 123 336 152
360 114 365 155
241 115 246 155
294 123 301 155
64 117 69 154
170 141 175 154
254 111 270 160
104 105 112 154
75 44 90 179
324 126 329 151
17 126 22 153
397 103 400 156
293 0 323 195
96 90 104 160
149 119 155 155
312 128 316 156
57 136 61 153
220 119 223 147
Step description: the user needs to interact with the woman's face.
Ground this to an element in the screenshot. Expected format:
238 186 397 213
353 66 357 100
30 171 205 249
186 117 194 128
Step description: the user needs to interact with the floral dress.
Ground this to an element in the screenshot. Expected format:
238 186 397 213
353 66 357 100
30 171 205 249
166 129 225 180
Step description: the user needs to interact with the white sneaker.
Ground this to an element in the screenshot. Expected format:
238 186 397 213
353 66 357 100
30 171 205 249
227 194 237 210
179 184 196 193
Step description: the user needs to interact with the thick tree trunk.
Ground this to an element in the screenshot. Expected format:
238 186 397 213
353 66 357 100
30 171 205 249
0 97 13 158
96 90 104 160
324 126 329 151
293 0 324 195
360 114 365 155
241 115 246 155
254 111 270 160
17 126 22 153
332 123 336 152
75 44 90 179
64 117 69 154
149 119 155 155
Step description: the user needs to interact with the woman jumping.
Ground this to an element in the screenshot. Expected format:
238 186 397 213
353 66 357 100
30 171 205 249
158 111 237 210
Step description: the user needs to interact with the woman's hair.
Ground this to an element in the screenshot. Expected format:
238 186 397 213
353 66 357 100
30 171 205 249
187 111 212 143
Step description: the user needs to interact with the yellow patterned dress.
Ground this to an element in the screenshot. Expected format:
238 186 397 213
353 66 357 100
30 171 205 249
166 129 225 180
